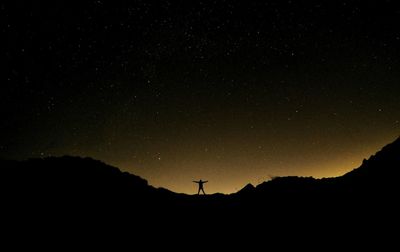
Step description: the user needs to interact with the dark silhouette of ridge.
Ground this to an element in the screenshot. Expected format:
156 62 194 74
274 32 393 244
2 137 400 207
236 183 255 195
1 137 399 245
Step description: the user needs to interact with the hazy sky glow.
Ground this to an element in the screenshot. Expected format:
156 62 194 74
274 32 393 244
2 1 399 193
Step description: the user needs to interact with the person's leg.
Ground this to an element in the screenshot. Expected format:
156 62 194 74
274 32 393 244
198 187 200 195
202 188 206 195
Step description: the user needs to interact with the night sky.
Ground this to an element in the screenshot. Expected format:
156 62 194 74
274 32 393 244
2 1 400 193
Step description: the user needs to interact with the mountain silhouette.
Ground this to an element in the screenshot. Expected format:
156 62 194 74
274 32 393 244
2 137 399 246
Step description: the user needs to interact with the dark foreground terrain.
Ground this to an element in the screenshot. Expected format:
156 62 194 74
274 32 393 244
2 137 399 247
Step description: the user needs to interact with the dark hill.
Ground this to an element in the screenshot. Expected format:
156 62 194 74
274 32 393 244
1 137 399 246
2 137 400 210
340 136 400 187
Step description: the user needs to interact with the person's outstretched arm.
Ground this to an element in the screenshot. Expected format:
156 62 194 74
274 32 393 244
193 181 199 183
204 181 208 183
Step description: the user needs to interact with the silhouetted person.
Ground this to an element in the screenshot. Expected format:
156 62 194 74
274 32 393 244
193 179 208 195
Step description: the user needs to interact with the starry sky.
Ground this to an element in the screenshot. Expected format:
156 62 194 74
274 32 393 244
2 1 400 193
